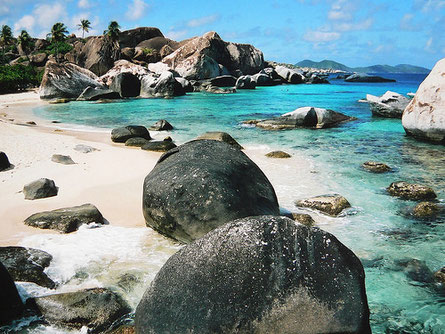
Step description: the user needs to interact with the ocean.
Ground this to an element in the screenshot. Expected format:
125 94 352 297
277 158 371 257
8 73 445 333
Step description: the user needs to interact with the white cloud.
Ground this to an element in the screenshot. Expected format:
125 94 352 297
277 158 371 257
165 29 188 41
334 18 373 32
303 30 341 42
14 15 35 33
126 0 149 20
420 0 445 12
34 3 67 29
425 37 433 51
78 0 92 9
187 14 219 28
328 10 351 20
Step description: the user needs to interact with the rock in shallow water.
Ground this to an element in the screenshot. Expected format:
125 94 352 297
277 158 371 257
387 181 436 200
365 91 410 118
23 178 58 200
0 246 55 288
135 215 371 334
111 125 151 143
24 203 104 233
266 150 291 158
0 261 25 325
142 140 279 243
412 201 440 218
362 161 391 173
296 194 351 216
149 119 173 131
33 288 131 334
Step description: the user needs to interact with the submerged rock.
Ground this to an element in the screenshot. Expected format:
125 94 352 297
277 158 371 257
24 203 104 233
255 107 354 130
51 154 75 165
362 161 391 173
34 288 131 334
291 213 315 226
196 131 243 149
434 267 445 284
412 201 440 218
296 194 351 216
265 151 291 158
111 125 151 143
23 178 58 200
141 141 177 152
365 91 410 118
149 119 173 131
0 246 55 288
402 58 445 144
394 258 434 283
135 216 371 334
142 140 279 243
0 261 25 325
345 73 396 83
387 181 436 200
0 151 11 171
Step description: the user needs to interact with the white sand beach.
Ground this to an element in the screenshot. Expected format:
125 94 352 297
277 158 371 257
0 91 325 247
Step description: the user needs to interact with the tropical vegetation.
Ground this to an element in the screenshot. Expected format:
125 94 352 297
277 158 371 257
77 19 91 39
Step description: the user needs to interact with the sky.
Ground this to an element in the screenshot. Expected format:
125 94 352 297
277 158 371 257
1 0 444 69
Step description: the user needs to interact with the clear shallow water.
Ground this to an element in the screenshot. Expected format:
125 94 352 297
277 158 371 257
24 73 445 333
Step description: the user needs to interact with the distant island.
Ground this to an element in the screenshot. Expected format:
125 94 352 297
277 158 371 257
295 59 430 74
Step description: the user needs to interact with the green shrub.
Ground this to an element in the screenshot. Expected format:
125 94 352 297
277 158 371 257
0 64 41 93
45 41 73 55
142 48 154 56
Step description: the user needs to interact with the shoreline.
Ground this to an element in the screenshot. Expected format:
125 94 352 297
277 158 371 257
0 91 328 247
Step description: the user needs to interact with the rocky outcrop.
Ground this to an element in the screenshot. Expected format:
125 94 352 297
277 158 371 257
162 31 264 80
24 203 104 233
387 181 437 200
118 27 164 49
141 141 177 152
51 154 75 165
362 161 391 173
39 61 105 100
110 72 141 97
142 140 279 243
30 53 48 67
135 216 371 334
23 178 58 200
0 246 55 288
254 107 355 130
291 213 315 226
99 60 150 86
111 125 151 143
77 86 121 101
79 36 120 76
265 151 291 158
365 91 410 118
402 58 445 144
125 137 151 147
140 71 185 98
235 75 256 89
196 131 243 149
34 288 131 334
275 65 305 84
149 119 173 131
206 75 237 87
296 194 351 216
0 151 11 171
0 261 25 325
345 73 396 83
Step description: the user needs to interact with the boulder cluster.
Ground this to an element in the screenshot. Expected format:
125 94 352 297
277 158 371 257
38 28 331 101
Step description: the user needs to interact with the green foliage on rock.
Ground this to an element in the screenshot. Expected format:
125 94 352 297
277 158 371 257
0 64 41 93
45 41 73 55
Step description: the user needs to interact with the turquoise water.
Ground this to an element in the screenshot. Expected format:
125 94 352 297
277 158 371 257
33 73 445 333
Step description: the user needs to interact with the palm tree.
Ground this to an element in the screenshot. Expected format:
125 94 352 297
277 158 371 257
0 25 13 54
103 21 120 41
77 19 91 39
47 22 68 61
17 30 32 55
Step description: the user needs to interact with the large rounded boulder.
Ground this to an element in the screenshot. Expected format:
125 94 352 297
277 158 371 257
402 58 445 144
135 215 371 334
0 261 25 325
142 140 279 243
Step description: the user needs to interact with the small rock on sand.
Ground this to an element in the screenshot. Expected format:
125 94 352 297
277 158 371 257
23 178 58 200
